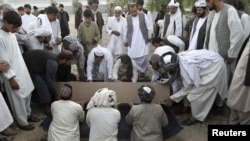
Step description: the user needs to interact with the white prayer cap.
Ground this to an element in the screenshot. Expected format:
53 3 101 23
114 6 122 11
94 49 104 57
195 0 207 7
167 35 185 52
34 26 52 37
168 0 179 7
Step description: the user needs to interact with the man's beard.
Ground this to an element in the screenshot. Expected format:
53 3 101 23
197 11 205 18
208 3 216 11
26 11 31 15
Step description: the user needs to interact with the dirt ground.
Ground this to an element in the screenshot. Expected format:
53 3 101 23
0 13 230 141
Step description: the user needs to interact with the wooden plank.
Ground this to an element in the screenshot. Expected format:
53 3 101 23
56 82 170 103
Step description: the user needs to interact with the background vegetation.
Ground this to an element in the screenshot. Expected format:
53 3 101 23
110 0 250 15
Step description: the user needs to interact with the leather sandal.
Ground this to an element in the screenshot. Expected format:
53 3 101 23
28 115 40 122
18 124 35 131
181 118 201 126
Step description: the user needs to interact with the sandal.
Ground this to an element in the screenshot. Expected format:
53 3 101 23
28 115 40 122
18 124 35 131
181 118 201 126
0 137 14 141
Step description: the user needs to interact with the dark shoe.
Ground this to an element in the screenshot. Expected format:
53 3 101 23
18 124 35 131
181 118 201 126
174 107 191 115
0 137 14 141
1 128 18 136
28 115 40 122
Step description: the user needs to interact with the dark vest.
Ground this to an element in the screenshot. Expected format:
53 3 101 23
205 4 231 58
191 17 207 49
162 13 171 37
126 13 148 47
23 50 57 74
92 11 104 38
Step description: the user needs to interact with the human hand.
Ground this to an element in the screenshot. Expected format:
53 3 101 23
164 97 173 107
112 31 120 36
0 62 9 73
227 57 235 64
124 42 128 47
9 77 20 90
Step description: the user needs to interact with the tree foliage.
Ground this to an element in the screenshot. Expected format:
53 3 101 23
111 0 250 14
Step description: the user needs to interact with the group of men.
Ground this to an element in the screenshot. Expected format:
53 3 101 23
1 0 250 140
151 0 250 126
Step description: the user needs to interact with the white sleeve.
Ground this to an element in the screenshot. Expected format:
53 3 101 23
227 7 243 58
106 17 113 36
87 51 94 81
0 41 15 79
151 69 161 83
123 18 128 43
241 14 250 41
106 51 113 79
144 14 153 39
112 59 121 80
147 11 153 34
131 60 139 82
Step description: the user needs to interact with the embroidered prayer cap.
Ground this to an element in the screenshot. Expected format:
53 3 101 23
114 6 122 11
87 88 117 110
159 52 179 70
63 35 83 57
195 0 207 8
34 26 52 37
168 0 180 7
149 54 161 65
166 35 185 52
60 84 72 99
138 85 155 103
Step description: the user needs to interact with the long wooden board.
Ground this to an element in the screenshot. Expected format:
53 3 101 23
56 82 170 103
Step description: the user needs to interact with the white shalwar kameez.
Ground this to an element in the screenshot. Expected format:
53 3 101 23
0 92 13 132
48 100 85 141
29 14 60 54
124 14 152 73
207 8 243 78
21 13 37 32
170 50 228 121
0 30 34 126
49 19 61 55
189 17 207 50
87 45 113 81
106 16 127 62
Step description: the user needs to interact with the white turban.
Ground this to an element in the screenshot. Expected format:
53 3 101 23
195 0 206 7
167 35 185 52
114 6 122 11
34 26 52 37
94 49 104 57
168 0 179 7
87 88 117 110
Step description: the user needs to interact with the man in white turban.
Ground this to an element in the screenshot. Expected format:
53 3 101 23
86 88 120 141
163 50 228 126
87 45 113 82
188 0 208 50
106 6 127 63
24 26 52 51
161 0 186 38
